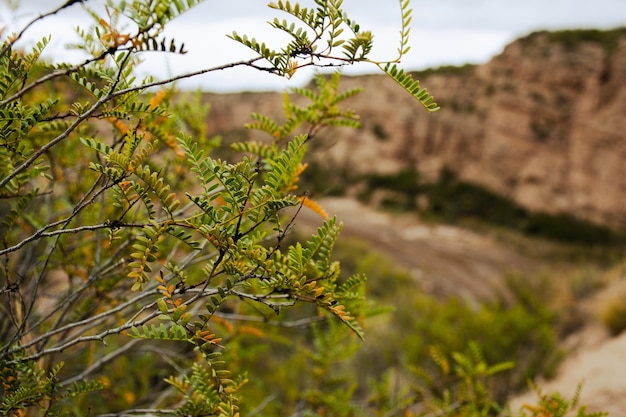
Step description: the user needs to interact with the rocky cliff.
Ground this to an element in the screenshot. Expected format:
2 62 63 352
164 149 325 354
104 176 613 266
202 28 626 230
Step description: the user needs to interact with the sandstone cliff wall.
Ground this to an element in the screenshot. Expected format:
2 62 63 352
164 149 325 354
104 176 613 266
203 29 626 229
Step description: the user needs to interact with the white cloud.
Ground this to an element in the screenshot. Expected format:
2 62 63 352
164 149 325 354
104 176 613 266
3 0 626 92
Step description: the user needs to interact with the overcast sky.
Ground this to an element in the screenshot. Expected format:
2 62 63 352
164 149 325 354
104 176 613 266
2 0 626 92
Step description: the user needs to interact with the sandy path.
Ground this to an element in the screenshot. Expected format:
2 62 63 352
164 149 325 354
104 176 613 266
509 325 626 415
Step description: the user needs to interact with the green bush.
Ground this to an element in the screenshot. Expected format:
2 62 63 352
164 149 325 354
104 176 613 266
327 239 563 404
426 168 528 227
600 290 626 336
523 27 626 53
410 63 477 79
358 169 421 210
347 165 624 246
425 168 625 245
299 160 351 196
0 3 609 415
399 294 560 395
0 1 440 415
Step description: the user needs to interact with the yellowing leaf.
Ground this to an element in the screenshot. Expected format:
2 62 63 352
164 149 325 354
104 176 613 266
149 90 167 109
238 325 264 338
298 195 328 219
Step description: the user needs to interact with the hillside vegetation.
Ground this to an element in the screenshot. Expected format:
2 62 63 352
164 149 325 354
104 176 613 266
1 1 621 413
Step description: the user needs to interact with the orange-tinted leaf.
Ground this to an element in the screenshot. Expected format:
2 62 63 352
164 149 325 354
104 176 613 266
297 195 328 219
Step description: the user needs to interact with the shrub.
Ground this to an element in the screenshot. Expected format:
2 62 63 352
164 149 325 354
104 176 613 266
410 63 477 79
0 2 608 416
543 27 626 53
0 1 439 415
358 169 421 210
600 288 626 336
327 239 562 404
425 168 625 245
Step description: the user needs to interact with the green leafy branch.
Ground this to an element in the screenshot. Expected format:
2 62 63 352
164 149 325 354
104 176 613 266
380 63 440 111
228 0 438 111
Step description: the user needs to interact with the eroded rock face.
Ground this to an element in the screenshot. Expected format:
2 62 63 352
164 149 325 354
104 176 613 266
203 29 626 229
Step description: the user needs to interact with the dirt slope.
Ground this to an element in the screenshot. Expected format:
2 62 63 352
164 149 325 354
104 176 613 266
294 197 532 302
293 197 626 415
510 279 626 415
509 326 626 415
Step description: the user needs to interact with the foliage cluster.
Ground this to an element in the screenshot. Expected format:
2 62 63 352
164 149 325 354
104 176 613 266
352 167 625 245
599 285 626 336
410 63 477 79
334 240 561 399
297 160 351 196
228 235 607 416
299 160 623 246
424 169 625 245
0 0 438 415
0 1 609 416
521 27 626 53
357 168 421 210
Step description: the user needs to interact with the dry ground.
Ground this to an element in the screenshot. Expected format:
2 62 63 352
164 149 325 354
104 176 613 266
294 197 533 303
